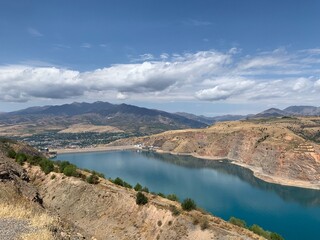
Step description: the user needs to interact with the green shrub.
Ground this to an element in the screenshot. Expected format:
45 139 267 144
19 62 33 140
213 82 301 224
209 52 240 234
40 159 54 174
229 217 247 228
136 192 148 205
169 205 180 216
86 174 99 184
51 174 56 180
270 232 284 240
141 186 149 193
181 198 197 211
7 149 16 159
249 224 269 239
123 181 132 188
57 161 72 173
134 183 142 191
167 194 179 202
28 155 43 165
63 164 78 177
157 192 165 198
15 153 27 165
113 177 124 186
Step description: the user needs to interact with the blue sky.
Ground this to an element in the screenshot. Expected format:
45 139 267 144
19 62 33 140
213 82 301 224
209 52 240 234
0 0 320 115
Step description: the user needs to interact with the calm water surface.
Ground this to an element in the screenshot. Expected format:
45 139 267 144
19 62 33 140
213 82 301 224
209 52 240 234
57 151 320 240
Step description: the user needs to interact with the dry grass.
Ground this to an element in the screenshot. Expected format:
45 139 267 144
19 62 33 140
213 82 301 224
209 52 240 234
0 202 56 240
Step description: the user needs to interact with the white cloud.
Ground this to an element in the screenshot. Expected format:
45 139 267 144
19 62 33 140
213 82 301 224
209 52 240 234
0 48 319 104
116 92 128 100
292 78 311 91
315 79 320 90
81 43 92 48
27 27 43 37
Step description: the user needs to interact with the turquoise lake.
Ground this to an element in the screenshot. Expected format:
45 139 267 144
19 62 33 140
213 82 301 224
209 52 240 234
57 150 320 240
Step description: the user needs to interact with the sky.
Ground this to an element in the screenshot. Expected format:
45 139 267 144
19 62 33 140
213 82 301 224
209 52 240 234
0 0 320 116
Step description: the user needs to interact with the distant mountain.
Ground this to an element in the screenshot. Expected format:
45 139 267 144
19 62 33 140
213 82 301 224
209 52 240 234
0 101 207 134
284 106 320 116
176 112 247 124
252 106 320 118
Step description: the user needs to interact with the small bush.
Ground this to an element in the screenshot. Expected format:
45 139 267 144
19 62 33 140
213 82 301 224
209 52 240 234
91 170 105 179
113 177 124 186
141 186 149 193
229 217 247 228
15 153 27 165
157 192 165 198
28 155 43 165
50 174 56 180
40 159 54 174
181 198 196 211
157 220 162 227
200 220 209 230
250 224 269 239
63 164 78 177
136 192 148 205
123 181 132 189
167 194 179 202
134 183 142 191
169 205 180 216
86 174 99 184
270 232 284 240
57 161 71 173
7 149 16 159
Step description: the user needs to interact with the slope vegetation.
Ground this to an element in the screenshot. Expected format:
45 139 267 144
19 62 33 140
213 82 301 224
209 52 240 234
0 139 263 240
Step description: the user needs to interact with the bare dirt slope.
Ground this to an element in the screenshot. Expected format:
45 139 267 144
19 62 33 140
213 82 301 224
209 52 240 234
111 118 320 189
0 140 262 240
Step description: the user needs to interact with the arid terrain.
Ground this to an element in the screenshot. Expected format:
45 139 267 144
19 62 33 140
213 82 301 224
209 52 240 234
111 117 320 189
0 139 263 240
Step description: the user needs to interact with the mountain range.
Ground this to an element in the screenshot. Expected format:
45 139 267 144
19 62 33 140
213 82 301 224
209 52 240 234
0 102 319 137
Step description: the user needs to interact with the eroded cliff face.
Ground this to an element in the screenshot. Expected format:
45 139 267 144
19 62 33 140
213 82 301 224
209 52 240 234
26 165 261 240
112 120 320 189
0 141 262 240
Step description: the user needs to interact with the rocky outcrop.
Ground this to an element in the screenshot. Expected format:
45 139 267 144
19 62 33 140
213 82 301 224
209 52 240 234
112 120 320 189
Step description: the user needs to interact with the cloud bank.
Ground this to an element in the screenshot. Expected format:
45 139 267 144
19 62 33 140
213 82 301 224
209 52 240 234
1 48 320 104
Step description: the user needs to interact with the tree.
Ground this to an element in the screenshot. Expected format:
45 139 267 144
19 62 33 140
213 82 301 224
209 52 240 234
181 198 196 211
63 164 78 177
40 159 54 174
86 174 99 184
136 192 148 205
134 183 142 191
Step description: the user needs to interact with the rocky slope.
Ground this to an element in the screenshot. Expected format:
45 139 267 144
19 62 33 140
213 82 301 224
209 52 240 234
0 140 262 240
111 118 320 189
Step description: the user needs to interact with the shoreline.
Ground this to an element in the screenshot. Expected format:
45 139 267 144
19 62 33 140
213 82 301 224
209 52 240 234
53 145 139 154
54 145 320 190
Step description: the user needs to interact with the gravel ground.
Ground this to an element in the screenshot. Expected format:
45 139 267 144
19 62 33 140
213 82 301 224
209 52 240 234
0 218 37 240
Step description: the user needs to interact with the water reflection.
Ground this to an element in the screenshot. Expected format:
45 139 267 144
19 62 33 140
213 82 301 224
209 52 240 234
142 151 320 207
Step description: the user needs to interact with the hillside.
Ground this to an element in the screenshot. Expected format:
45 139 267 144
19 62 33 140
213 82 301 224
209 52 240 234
0 102 208 149
0 140 263 240
252 106 320 118
0 101 207 136
111 117 320 189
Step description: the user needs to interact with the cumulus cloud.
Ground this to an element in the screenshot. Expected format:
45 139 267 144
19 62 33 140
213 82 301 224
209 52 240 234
0 48 319 104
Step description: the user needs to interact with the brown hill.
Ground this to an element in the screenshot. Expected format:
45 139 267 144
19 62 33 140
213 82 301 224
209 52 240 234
111 117 320 189
0 140 262 240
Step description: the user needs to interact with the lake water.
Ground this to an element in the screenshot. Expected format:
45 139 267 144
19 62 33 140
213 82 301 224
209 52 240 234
57 150 320 240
